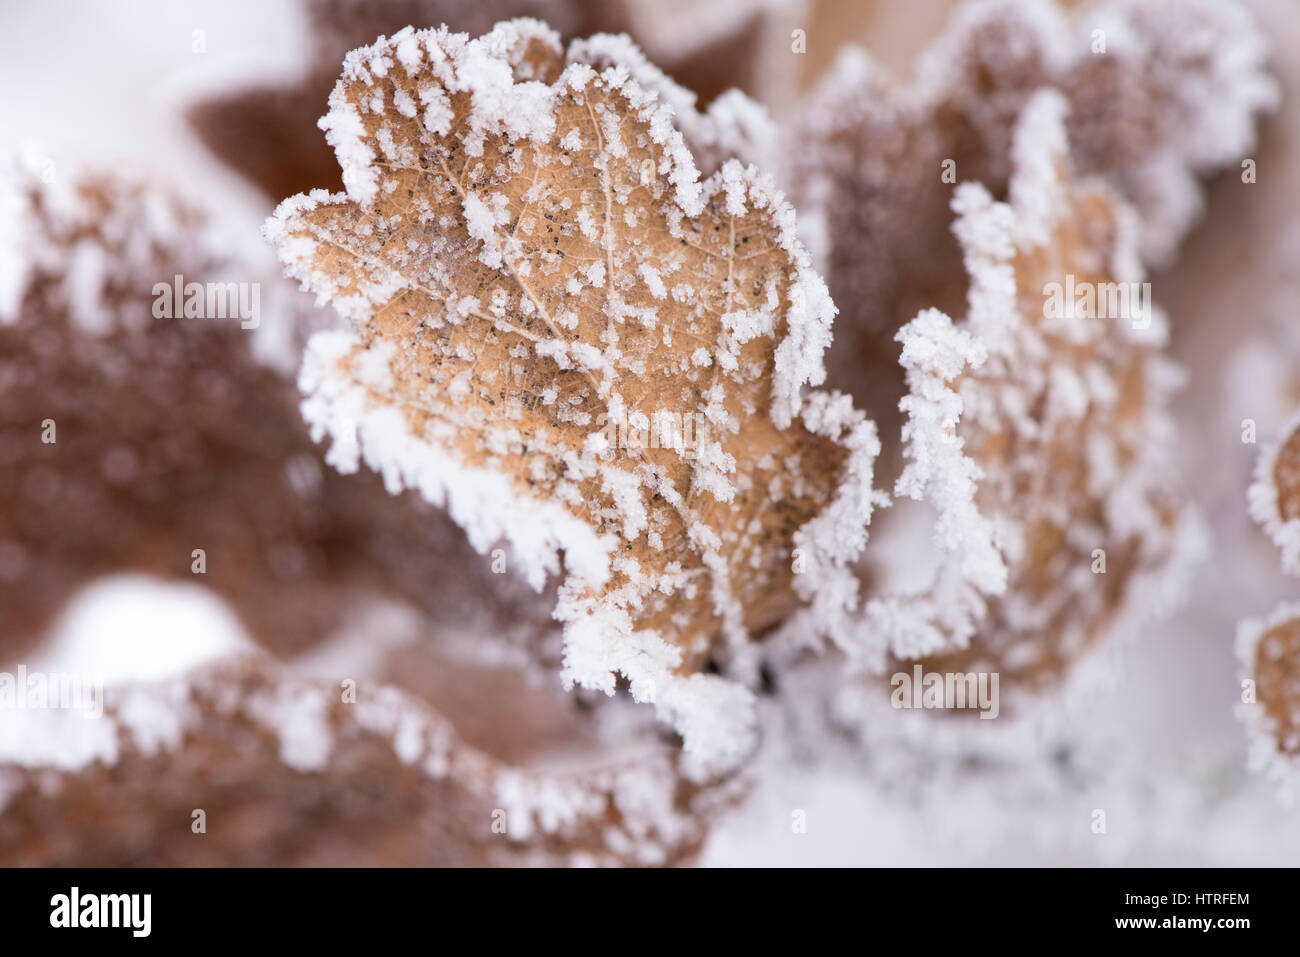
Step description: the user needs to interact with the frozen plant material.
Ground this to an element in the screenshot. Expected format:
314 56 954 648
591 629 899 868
0 157 554 661
1241 414 1300 792
1249 409 1300 577
790 0 1275 431
917 0 1276 267
867 90 1195 694
1236 603 1300 799
266 20 882 777
0 657 730 866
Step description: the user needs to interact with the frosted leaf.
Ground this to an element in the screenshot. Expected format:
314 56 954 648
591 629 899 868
0 657 732 865
913 0 1275 267
788 0 1275 449
1241 414 1300 791
266 21 881 777
867 90 1197 697
573 0 795 110
1248 408 1300 576
1236 604 1300 799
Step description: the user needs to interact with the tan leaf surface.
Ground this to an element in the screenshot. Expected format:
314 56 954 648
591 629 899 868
267 20 880 775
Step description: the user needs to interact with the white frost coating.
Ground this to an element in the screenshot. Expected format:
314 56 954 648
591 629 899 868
454 21 560 155
1 148 261 340
784 394 884 640
319 97 378 205
565 32 775 175
743 168 837 429
1236 602 1300 801
1247 407 1300 576
557 604 757 781
322 21 563 206
0 149 312 377
462 191 508 269
912 0 1072 109
894 308 1004 597
246 684 334 771
1086 0 1277 265
299 330 615 593
1008 89 1069 251
639 263 666 300
806 0 1276 276
1088 0 1278 166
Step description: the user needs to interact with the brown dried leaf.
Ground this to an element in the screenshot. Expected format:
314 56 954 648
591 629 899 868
0 160 554 661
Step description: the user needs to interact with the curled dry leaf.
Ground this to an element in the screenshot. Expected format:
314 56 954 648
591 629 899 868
266 20 881 777
790 0 1275 439
0 657 731 866
0 157 554 662
868 91 1197 695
